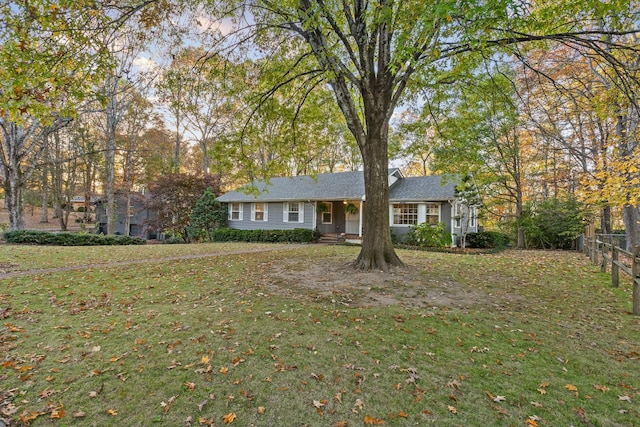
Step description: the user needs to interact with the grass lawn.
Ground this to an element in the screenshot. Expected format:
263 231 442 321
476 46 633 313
1 243 639 426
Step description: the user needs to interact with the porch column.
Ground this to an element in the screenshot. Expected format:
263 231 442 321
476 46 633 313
358 200 363 237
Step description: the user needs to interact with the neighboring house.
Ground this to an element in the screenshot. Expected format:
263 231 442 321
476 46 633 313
217 168 478 245
94 191 156 238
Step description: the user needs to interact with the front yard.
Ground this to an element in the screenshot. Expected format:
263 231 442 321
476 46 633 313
1 244 638 426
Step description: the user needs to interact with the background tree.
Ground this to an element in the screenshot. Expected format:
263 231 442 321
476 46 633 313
186 188 227 241
146 173 221 242
0 1 162 230
204 0 639 269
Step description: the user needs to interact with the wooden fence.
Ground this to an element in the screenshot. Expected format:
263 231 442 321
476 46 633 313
583 237 640 315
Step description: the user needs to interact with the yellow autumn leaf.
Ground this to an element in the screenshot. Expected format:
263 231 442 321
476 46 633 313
107 409 118 416
222 412 237 424
201 355 210 364
565 384 578 392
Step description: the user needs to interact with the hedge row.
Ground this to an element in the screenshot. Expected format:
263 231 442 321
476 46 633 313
211 228 316 243
3 230 146 246
465 231 510 249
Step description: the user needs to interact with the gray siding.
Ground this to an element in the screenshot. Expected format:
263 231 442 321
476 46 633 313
226 202 315 231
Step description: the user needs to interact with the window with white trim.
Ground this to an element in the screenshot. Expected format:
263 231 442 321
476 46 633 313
453 202 462 228
470 207 477 228
252 203 267 221
229 203 243 220
425 203 439 225
283 202 304 223
393 204 418 225
321 202 332 224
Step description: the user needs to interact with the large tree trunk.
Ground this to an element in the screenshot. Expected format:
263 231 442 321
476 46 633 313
352 127 403 271
623 205 639 251
40 163 49 223
4 174 25 231
600 206 611 235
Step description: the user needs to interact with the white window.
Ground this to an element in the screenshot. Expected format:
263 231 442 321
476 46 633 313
229 203 243 220
453 202 462 228
321 202 332 224
470 207 477 228
283 202 304 223
393 204 418 225
425 203 439 225
251 203 268 221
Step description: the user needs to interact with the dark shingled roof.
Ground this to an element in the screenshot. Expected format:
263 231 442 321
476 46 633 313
217 170 457 202
389 176 457 201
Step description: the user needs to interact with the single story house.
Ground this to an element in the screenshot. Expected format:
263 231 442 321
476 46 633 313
217 168 478 245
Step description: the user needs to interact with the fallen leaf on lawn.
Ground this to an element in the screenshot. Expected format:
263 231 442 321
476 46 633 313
38 388 59 399
1 404 19 417
198 416 214 426
313 399 327 408
398 410 407 417
161 395 178 412
531 401 543 408
185 382 196 391
222 412 237 424
257 406 266 414
72 410 86 418
619 395 632 402
537 388 547 395
220 366 229 374
565 384 578 392
107 408 118 416
20 410 44 423
201 355 210 365
333 421 348 427
525 419 539 427
49 402 64 419
447 405 457 414
353 398 364 412
493 395 506 402
363 415 385 425
422 409 433 415
335 391 343 403
446 379 461 390
593 384 609 393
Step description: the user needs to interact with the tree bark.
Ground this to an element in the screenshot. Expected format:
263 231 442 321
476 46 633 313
40 162 49 223
353 140 403 271
623 204 639 251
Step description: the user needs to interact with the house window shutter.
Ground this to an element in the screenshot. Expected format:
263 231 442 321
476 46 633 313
283 203 288 223
251 203 256 221
264 204 268 222
298 202 304 223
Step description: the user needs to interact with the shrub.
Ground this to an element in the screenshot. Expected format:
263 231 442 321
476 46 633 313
406 222 451 248
521 197 586 250
3 230 146 246
211 228 315 243
186 188 227 242
466 231 509 249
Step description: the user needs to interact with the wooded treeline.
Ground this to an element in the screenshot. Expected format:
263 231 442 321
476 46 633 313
1 1 639 254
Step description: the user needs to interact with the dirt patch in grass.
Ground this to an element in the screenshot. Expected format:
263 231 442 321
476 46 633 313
264 255 520 309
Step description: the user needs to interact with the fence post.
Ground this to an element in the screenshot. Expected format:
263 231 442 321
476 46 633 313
612 246 619 288
633 247 640 316
601 243 608 273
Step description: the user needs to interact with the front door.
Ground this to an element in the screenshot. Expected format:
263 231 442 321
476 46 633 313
345 211 359 235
